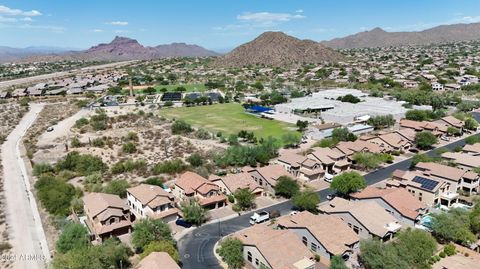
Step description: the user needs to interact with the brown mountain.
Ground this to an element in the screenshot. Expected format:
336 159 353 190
322 22 480 49
18 36 219 62
213 31 343 67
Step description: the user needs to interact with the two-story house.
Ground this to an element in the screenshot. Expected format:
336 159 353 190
173 171 226 209
318 197 402 242
277 211 359 262
234 224 316 269
350 186 427 226
83 192 132 243
127 184 180 223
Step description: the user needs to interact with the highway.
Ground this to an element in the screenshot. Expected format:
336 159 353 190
0 61 135 90
178 115 480 269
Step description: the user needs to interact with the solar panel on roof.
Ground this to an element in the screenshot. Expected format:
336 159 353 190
161 92 182 101
412 176 439 191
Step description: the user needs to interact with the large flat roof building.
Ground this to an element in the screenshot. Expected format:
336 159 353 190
274 89 406 124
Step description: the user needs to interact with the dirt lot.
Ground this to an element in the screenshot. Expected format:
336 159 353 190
33 105 225 188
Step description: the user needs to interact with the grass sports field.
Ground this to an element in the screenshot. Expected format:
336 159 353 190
159 103 300 141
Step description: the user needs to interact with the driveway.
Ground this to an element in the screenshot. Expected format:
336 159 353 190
178 132 480 269
2 103 50 269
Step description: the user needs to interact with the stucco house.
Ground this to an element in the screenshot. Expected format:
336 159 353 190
83 192 133 243
127 184 180 223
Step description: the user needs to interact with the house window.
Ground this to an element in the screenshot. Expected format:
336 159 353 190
247 251 252 262
255 258 259 265
353 225 360 234
302 236 308 246
311 242 317 252
109 218 115 225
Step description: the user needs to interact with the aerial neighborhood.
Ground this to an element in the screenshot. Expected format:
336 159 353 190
2 2 480 269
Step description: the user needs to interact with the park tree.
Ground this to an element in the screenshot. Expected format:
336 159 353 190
180 199 207 226
132 219 173 251
218 238 244 269
292 188 320 213
282 133 301 148
296 120 309 131
274 176 300 198
330 171 366 196
143 87 156 95
234 188 255 210
139 240 179 262
56 223 90 254
414 131 437 150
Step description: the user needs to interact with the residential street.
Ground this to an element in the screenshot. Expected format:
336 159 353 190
178 126 480 269
2 103 50 269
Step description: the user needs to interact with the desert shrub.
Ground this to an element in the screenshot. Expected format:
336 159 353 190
171 120 193 134
151 159 188 175
35 175 81 216
55 152 107 176
33 163 55 176
122 142 137 153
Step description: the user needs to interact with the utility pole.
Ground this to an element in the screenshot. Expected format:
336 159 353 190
129 78 133 97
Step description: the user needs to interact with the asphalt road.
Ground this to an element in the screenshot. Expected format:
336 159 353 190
178 117 480 269
2 103 50 269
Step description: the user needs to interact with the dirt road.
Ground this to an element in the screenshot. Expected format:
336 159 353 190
2 103 50 269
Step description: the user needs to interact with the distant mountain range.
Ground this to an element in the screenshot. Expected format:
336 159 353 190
0 46 76 62
322 22 480 49
213 31 343 67
0 36 219 62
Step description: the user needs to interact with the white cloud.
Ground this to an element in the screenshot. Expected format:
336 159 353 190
18 23 65 33
0 5 42 17
0 16 17 22
451 16 480 23
22 17 33 22
115 29 129 33
107 21 128 26
237 12 305 23
296 9 304 13
92 29 103 33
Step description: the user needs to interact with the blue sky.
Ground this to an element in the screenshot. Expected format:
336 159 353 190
0 0 479 51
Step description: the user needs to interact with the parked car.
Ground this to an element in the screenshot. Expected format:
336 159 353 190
441 136 450 141
326 193 337 200
324 173 334 183
46 126 54 132
175 218 192 228
249 211 270 225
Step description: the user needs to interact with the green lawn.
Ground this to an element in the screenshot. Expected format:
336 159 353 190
158 103 300 141
154 83 206 93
